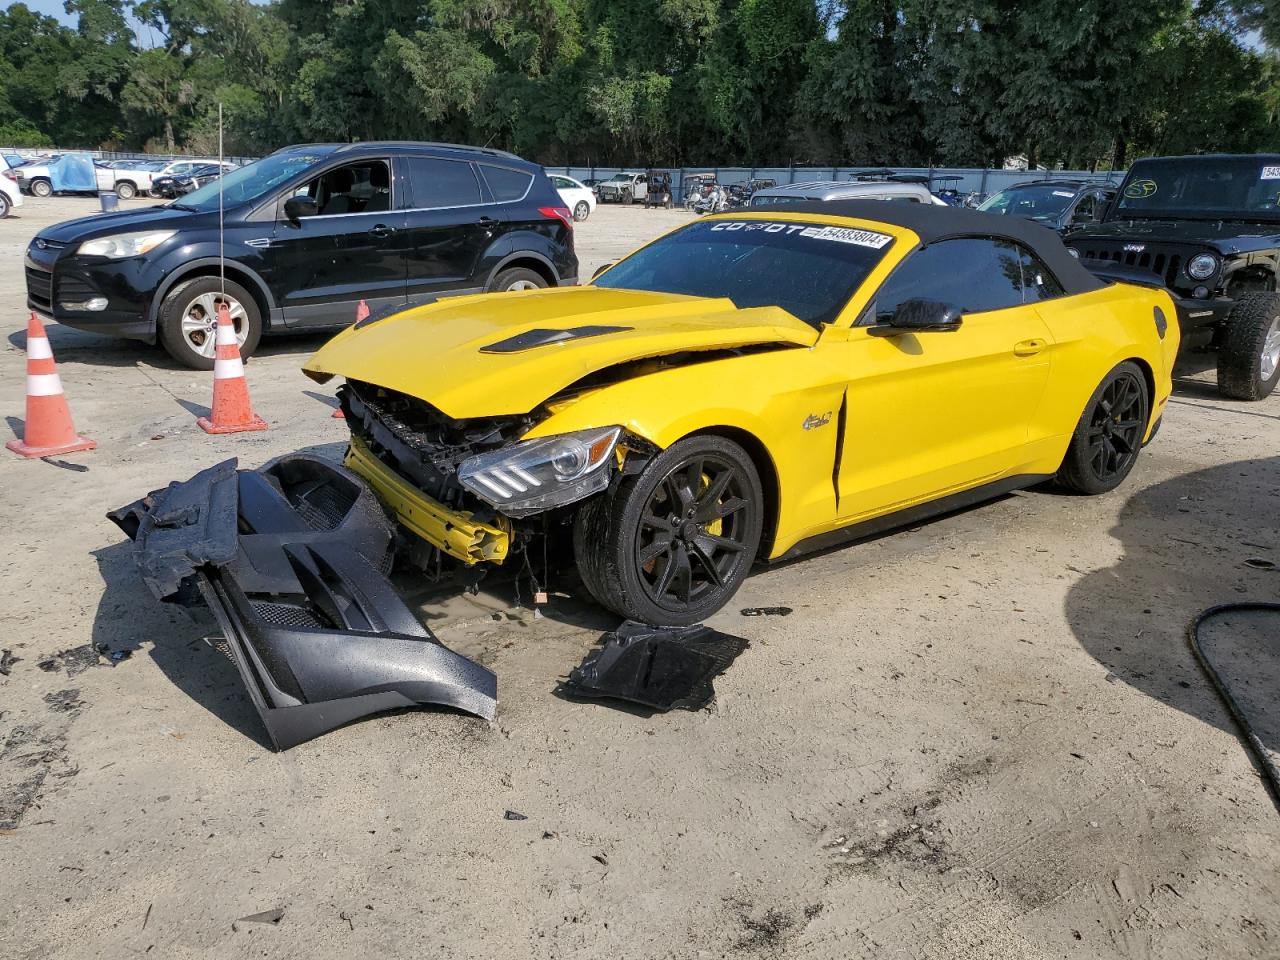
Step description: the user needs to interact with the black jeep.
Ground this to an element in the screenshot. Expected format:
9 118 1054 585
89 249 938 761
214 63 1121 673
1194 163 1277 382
1065 154 1280 400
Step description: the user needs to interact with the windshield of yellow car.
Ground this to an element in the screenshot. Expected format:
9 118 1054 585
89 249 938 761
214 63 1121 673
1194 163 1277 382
593 218 895 327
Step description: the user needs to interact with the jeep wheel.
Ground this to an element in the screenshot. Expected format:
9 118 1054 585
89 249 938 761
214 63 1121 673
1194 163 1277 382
157 276 261 370
1218 292 1280 401
1057 361 1149 495
114 180 136 200
573 435 764 625
30 179 51 198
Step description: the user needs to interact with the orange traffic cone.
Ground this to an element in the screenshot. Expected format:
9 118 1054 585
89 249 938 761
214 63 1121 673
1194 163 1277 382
6 313 96 459
331 300 369 419
197 303 267 434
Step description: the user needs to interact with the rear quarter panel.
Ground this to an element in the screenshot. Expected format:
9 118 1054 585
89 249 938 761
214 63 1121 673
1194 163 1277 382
1030 283 1177 469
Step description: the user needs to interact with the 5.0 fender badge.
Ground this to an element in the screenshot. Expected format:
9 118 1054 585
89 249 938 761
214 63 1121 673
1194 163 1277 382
802 412 832 430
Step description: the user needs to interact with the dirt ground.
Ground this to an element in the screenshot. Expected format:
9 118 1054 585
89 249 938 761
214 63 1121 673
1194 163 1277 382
1 195 1278 960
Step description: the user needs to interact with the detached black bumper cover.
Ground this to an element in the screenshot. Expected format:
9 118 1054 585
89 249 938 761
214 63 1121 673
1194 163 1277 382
108 454 497 750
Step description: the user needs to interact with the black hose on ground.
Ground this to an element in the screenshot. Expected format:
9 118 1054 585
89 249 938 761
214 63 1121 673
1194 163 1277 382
1188 602 1280 809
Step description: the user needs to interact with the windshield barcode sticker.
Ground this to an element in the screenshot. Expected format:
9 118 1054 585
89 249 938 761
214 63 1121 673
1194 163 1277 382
801 226 893 248
1262 166 1280 180
1053 190 1075 198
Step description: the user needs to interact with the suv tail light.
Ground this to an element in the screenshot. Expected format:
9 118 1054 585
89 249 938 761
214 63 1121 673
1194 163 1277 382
2 171 15 182
538 206 573 230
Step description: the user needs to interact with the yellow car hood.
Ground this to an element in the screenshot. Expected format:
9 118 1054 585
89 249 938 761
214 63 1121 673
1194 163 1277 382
303 286 818 418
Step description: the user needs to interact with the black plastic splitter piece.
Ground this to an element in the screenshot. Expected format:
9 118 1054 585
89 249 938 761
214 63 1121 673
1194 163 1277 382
561 620 749 712
109 454 497 750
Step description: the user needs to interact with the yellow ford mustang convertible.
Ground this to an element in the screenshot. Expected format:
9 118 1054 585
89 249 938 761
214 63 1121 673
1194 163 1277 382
305 201 1178 625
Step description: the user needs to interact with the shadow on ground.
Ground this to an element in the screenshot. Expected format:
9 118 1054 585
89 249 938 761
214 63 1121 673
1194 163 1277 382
1065 457 1280 755
92 531 273 749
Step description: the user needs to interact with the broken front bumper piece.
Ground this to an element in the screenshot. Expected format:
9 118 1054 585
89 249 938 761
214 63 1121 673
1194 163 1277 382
109 454 497 750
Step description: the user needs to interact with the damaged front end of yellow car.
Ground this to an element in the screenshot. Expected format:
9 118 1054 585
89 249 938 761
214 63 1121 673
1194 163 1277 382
299 284 820 613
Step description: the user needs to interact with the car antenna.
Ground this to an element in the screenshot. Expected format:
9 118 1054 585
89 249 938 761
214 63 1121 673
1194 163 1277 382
218 101 225 299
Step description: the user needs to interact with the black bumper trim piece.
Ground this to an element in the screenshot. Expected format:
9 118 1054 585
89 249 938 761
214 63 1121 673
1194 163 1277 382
109 453 496 750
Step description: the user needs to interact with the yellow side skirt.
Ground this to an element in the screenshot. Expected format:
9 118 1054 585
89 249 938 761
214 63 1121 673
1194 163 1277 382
345 437 510 565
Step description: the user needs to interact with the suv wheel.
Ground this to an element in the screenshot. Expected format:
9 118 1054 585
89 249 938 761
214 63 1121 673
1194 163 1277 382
490 267 547 293
114 181 136 200
1218 292 1280 401
157 277 262 370
30 179 51 198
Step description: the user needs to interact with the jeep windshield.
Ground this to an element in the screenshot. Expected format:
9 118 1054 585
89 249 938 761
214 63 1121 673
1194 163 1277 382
1109 157 1280 224
593 218 894 327
174 147 338 212
979 184 1077 221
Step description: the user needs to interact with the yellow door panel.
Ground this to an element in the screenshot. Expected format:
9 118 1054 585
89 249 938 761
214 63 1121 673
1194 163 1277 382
834 304 1054 520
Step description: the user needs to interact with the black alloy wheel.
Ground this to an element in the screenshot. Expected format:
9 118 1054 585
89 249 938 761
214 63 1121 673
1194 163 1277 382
573 435 764 625
1057 361 1149 494
637 453 753 608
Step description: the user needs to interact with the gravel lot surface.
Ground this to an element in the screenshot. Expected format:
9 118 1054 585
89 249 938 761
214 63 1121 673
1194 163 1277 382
1 195 1278 959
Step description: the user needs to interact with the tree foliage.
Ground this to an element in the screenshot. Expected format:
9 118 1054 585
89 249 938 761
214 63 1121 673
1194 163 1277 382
0 0 1276 166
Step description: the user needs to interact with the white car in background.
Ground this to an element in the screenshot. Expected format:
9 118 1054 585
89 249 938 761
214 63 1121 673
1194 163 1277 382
550 174 596 221
108 159 237 199
0 169 24 218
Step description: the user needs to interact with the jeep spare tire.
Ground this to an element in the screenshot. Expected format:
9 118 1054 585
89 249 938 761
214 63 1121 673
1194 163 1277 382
1218 292 1280 401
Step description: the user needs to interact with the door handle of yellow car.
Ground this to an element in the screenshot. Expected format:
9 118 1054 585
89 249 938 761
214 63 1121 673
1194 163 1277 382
1013 338 1046 357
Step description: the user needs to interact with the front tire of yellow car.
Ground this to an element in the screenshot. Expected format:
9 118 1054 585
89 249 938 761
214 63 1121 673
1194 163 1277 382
573 435 763 625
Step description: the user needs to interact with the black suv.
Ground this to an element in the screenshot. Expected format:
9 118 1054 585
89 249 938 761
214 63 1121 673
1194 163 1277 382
977 179 1116 233
25 142 578 368
1066 154 1280 400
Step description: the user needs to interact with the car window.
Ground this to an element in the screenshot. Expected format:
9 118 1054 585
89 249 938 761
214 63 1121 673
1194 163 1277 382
178 147 338 211
869 238 1025 322
1070 191 1100 224
400 157 481 209
481 164 534 202
1016 244 1065 303
594 218 895 328
295 159 392 216
552 176 574 189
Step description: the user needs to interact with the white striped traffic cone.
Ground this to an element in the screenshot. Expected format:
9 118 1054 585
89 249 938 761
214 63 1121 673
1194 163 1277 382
196 303 267 434
6 313 96 458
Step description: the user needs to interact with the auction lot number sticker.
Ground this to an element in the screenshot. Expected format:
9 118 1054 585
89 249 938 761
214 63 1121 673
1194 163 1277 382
1262 166 1280 180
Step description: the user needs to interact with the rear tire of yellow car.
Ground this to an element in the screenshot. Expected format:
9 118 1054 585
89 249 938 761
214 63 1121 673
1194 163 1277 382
1056 361 1149 495
1217 292 1280 401
573 435 764 625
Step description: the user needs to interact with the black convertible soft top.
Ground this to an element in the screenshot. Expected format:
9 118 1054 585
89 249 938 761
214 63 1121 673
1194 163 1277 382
750 199 1106 296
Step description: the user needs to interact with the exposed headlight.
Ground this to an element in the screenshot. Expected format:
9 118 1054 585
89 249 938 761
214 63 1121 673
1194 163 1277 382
1067 247 1080 259
1186 253 1219 281
458 426 622 517
78 229 176 259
